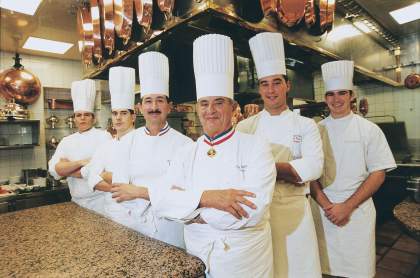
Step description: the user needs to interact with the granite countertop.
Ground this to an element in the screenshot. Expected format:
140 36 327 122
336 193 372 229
393 200 420 241
0 202 205 277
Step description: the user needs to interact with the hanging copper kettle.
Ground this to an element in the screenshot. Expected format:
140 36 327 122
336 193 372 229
0 53 41 105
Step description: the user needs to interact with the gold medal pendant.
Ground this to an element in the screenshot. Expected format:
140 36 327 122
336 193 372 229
207 147 217 158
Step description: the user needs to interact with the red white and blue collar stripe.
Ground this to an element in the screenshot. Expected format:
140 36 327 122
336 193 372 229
145 122 170 136
204 127 235 147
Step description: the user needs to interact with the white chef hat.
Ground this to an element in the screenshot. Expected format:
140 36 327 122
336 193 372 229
138 52 169 98
321 60 354 92
109 66 135 110
249 32 286 79
71 79 96 113
193 34 234 100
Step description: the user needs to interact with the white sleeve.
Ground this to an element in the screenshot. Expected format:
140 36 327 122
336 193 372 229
149 146 204 222
87 145 107 191
48 139 67 180
366 124 396 173
200 136 276 230
289 118 324 183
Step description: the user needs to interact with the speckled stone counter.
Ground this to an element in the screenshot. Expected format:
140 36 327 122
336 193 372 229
0 202 205 277
393 200 420 241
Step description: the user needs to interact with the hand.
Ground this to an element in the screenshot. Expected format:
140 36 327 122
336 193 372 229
100 171 113 184
79 158 90 167
243 104 260 118
59 158 70 162
324 203 353 226
111 183 147 202
200 189 257 220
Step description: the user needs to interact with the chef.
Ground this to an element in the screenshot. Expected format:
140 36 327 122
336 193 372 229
142 34 276 278
48 79 111 213
110 52 192 248
87 66 137 227
236 32 323 278
310 60 396 278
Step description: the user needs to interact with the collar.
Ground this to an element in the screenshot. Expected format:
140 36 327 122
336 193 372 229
262 108 291 118
204 127 235 147
144 122 170 136
78 127 94 135
116 128 134 141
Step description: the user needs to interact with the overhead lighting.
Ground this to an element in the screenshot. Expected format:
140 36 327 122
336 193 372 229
327 24 362 41
353 21 371 33
23 37 73 54
0 0 42 16
389 3 420 24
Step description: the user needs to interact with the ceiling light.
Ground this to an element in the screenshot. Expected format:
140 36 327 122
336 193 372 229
353 21 371 33
389 3 420 24
0 0 42 16
23 37 73 54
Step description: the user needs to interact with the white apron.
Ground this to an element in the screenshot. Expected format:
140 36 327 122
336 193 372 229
48 128 111 214
312 113 396 277
237 111 322 278
128 126 192 248
149 130 276 277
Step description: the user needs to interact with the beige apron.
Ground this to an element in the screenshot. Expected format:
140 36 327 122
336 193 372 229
237 114 321 278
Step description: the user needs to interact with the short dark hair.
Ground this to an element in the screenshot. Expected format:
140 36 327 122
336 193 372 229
258 74 289 84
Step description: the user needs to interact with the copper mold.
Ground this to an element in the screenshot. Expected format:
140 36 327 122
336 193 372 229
114 0 134 45
77 6 94 65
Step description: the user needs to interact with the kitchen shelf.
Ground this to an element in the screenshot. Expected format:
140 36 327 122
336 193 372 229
0 120 40 150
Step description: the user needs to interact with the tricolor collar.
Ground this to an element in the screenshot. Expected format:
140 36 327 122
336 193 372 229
145 122 170 136
204 127 235 147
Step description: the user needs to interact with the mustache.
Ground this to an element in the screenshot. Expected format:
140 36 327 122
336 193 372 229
147 110 162 114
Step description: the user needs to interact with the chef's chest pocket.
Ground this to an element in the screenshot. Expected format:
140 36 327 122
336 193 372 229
341 140 367 177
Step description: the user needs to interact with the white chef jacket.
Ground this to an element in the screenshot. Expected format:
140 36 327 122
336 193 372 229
127 124 192 249
87 129 137 228
149 130 276 278
314 112 396 278
48 128 111 213
237 109 323 278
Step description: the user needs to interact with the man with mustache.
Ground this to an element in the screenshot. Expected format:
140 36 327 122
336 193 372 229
110 52 192 248
48 79 111 213
114 34 276 277
86 66 137 227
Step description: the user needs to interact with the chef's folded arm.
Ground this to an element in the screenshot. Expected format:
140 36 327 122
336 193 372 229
149 137 276 229
87 146 112 192
199 141 275 230
48 140 89 179
288 120 324 183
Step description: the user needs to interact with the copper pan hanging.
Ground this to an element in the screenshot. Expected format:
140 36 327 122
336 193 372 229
113 0 134 45
319 0 334 34
277 0 306 27
304 0 316 28
77 6 93 65
260 0 277 17
157 0 175 16
134 0 153 36
102 0 115 55
90 0 104 63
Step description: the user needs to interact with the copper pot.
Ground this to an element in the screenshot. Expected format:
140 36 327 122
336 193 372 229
0 54 41 105
404 73 420 89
